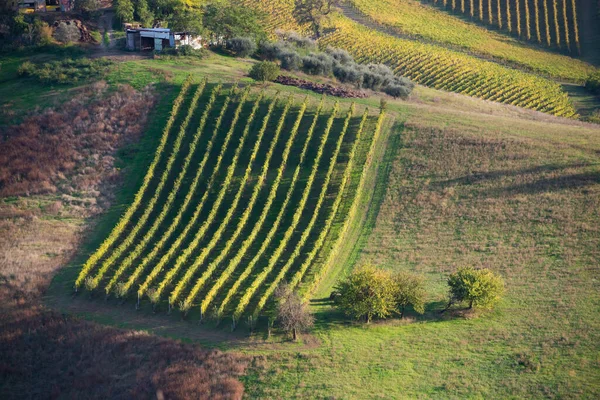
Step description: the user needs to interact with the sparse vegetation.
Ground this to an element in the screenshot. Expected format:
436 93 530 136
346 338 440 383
17 58 113 85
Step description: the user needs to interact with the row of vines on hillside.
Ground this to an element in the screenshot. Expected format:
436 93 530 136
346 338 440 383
76 80 383 325
431 0 580 52
320 16 577 117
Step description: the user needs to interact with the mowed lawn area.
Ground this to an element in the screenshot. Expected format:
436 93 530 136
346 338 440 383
243 103 600 398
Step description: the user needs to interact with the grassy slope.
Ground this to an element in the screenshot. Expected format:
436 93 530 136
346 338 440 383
244 92 600 399
346 0 596 81
5 50 598 397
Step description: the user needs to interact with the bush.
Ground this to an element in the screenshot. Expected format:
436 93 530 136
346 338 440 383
383 83 411 99
249 61 280 82
74 0 100 18
326 46 354 65
258 40 293 61
18 58 113 85
177 45 205 58
361 64 396 90
279 50 302 70
282 30 317 50
446 267 505 310
333 265 396 322
53 22 81 44
585 71 600 95
393 272 426 318
301 52 334 76
333 63 363 85
226 36 257 57
17 61 35 76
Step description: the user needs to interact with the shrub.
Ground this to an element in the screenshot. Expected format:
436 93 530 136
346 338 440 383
393 272 426 318
446 267 505 310
257 40 291 61
383 83 411 99
283 30 317 50
301 52 334 76
279 50 302 70
333 265 396 322
17 61 35 76
249 61 280 82
53 22 81 43
18 58 113 85
333 63 363 85
585 71 600 95
326 46 354 65
361 64 396 90
226 36 257 57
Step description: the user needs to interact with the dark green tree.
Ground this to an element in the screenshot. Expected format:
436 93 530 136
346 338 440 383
115 0 135 23
203 2 266 40
135 0 155 28
292 0 333 38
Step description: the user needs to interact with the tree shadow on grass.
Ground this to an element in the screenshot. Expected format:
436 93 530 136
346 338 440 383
309 298 463 332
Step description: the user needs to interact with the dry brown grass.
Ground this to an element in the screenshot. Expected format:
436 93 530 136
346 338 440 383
0 81 153 199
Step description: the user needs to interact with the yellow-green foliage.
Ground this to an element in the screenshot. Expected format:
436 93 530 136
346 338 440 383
217 96 314 319
347 0 593 81
334 265 398 322
137 84 240 299
196 94 286 316
179 92 273 312
232 97 317 320
447 266 505 309
165 87 253 306
304 108 383 297
252 102 353 319
105 79 208 296
320 15 578 118
75 76 193 290
118 83 222 298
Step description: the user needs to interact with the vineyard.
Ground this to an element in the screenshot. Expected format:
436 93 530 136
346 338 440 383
242 0 580 118
345 0 594 81
74 77 384 324
425 0 581 53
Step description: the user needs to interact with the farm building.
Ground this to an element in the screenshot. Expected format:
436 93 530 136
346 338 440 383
126 28 204 51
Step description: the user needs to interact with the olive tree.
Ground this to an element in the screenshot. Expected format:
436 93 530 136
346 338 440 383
445 267 505 311
333 265 396 323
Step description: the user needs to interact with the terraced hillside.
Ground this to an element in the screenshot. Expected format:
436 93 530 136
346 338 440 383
74 77 385 324
242 0 587 118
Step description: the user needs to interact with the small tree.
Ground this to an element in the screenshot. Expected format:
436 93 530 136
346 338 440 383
446 267 505 311
334 265 396 323
393 272 426 318
274 283 314 341
249 61 280 82
292 0 333 38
